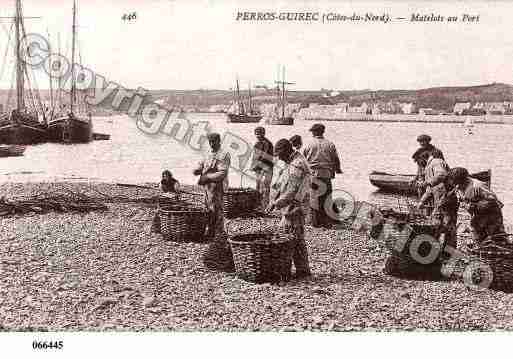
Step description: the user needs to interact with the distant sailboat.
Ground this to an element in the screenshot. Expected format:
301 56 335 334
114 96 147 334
226 78 262 123
46 0 93 143
0 0 47 145
464 116 474 135
270 66 295 125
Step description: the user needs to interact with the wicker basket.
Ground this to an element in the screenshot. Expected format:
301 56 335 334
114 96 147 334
160 200 208 242
151 194 180 233
469 234 513 291
227 220 294 283
202 232 235 273
374 208 444 279
223 187 260 218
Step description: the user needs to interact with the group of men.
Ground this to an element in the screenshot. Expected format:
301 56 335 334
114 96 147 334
251 124 342 228
193 124 342 278
412 134 506 249
191 128 507 280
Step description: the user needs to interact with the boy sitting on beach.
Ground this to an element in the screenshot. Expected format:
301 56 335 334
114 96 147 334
151 170 180 233
161 170 179 194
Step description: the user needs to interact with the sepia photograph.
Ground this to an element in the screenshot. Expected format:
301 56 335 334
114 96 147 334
1 0 513 355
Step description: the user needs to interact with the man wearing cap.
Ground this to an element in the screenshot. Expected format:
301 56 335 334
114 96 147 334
449 167 505 245
411 134 445 195
193 133 231 239
267 139 311 279
251 127 274 209
303 123 342 228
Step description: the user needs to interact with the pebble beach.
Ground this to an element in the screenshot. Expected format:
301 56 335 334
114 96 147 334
1 182 513 331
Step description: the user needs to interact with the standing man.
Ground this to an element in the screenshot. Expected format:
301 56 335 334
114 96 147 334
193 133 231 239
267 139 311 279
251 127 274 209
449 167 505 245
416 151 459 249
303 123 342 228
411 135 445 197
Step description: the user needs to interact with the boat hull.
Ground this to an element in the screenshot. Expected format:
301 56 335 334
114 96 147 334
0 144 26 157
226 113 262 123
369 170 491 195
0 112 47 145
47 115 93 143
270 117 294 125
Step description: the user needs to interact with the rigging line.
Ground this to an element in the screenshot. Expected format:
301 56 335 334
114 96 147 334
0 21 14 84
19 13 44 114
6 62 15 112
0 17 13 38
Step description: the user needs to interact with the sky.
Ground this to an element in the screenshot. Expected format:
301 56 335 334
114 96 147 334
0 0 512 91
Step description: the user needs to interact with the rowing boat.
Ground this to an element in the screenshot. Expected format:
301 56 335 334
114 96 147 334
0 145 26 157
369 169 491 195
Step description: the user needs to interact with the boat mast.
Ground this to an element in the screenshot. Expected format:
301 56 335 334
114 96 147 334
15 0 24 111
57 32 62 108
235 76 243 114
70 0 77 115
248 82 252 113
47 29 53 118
281 66 285 120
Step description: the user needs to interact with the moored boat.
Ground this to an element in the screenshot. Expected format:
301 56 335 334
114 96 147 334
226 79 262 123
0 0 48 145
271 65 295 125
369 169 491 195
46 0 93 143
0 144 26 157
270 116 294 125
47 114 93 143
227 113 261 123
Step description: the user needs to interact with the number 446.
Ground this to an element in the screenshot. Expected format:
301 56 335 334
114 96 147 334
122 12 137 21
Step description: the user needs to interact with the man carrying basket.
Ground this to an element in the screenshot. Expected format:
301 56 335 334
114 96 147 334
266 139 311 279
193 133 231 239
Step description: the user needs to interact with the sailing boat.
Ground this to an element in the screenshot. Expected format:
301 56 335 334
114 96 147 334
46 0 92 143
226 78 262 123
270 66 294 125
0 0 47 145
463 116 474 135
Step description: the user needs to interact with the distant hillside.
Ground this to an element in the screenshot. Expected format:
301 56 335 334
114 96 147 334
150 83 513 111
2 83 512 113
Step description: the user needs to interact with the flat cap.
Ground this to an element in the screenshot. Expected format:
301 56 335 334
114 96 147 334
309 123 325 133
254 126 265 135
416 134 431 142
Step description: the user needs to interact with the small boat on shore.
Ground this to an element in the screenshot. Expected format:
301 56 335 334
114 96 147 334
92 132 110 140
0 144 26 157
369 169 491 195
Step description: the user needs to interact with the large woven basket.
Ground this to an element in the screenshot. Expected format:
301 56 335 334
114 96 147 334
373 208 444 278
223 187 260 218
469 234 513 291
227 220 294 283
160 201 208 242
